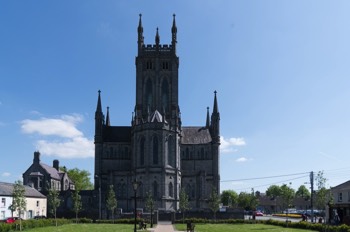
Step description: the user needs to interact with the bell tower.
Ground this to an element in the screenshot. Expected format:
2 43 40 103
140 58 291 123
131 14 182 211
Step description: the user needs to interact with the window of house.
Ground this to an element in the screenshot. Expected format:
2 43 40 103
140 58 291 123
1 211 5 219
1 198 5 207
338 192 343 202
36 201 39 207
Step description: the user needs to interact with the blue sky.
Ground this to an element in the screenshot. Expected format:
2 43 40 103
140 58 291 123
1 1 350 194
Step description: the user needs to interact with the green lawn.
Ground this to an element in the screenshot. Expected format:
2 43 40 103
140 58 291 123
26 224 138 232
175 223 316 232
24 223 317 232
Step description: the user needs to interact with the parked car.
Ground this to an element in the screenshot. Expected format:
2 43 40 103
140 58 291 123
33 215 46 219
2 217 21 224
255 211 264 216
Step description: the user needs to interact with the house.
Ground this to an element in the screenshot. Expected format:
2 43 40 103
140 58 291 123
330 180 350 225
0 182 47 219
23 151 75 194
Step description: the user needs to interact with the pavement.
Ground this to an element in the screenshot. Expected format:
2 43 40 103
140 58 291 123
148 221 181 232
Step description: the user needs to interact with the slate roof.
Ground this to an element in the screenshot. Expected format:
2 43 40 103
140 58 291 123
0 182 46 198
181 127 212 144
40 163 61 180
332 180 350 190
103 126 131 142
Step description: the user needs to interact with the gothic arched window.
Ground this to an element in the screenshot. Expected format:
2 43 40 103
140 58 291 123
161 78 169 112
167 136 173 167
169 182 173 198
140 137 145 165
153 136 158 164
153 181 158 198
145 79 153 109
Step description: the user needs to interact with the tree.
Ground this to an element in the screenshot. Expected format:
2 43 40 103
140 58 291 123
266 185 282 199
208 187 220 221
315 171 332 221
179 189 190 223
48 187 61 226
280 183 295 211
295 185 311 199
280 183 295 226
238 191 258 211
145 191 155 227
221 190 238 207
12 181 26 231
106 185 117 222
67 168 94 190
72 191 82 223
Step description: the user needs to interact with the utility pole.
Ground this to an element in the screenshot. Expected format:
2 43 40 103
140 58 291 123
310 171 314 223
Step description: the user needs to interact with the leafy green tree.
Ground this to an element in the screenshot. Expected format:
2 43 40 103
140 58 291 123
145 191 155 227
12 181 26 231
48 187 61 226
221 190 238 207
315 171 332 221
208 187 221 221
67 168 94 190
106 185 117 222
296 185 311 199
179 189 190 223
280 183 295 211
266 185 282 199
72 191 82 223
238 191 258 211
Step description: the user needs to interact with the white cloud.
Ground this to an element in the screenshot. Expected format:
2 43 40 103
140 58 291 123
21 114 93 159
236 157 248 162
21 114 83 138
36 137 94 159
2 172 11 177
220 136 246 154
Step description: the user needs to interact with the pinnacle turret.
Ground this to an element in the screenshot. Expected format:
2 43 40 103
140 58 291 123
155 27 160 46
106 106 110 126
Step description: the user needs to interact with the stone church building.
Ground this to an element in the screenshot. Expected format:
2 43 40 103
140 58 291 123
94 15 220 213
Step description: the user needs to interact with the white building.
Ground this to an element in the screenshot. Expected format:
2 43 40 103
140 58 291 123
0 182 47 220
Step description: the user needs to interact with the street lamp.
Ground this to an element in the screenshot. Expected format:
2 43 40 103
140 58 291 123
132 180 139 232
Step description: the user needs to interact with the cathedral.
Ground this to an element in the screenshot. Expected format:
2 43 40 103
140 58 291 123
94 15 220 213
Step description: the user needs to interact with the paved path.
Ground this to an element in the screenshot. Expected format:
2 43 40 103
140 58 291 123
148 221 182 232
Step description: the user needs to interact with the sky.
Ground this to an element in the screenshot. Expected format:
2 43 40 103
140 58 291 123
1 0 350 194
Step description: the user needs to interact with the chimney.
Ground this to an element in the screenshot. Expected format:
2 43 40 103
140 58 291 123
53 160 59 171
33 151 40 164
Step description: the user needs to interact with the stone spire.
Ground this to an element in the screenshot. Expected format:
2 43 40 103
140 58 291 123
106 106 110 126
171 14 177 53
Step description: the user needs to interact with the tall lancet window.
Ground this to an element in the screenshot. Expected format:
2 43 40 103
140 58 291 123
153 136 159 164
140 137 145 165
169 182 173 198
145 79 153 110
167 136 174 167
161 78 169 112
153 181 158 198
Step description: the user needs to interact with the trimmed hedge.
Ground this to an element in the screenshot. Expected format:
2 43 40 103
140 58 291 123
176 218 350 232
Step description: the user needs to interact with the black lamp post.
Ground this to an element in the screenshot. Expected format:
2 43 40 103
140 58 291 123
132 180 139 232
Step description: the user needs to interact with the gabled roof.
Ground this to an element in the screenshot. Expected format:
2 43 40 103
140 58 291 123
150 110 166 123
181 127 212 144
0 182 46 198
40 163 61 180
332 180 350 190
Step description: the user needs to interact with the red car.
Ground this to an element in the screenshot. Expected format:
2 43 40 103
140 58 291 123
255 211 264 216
3 217 20 223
